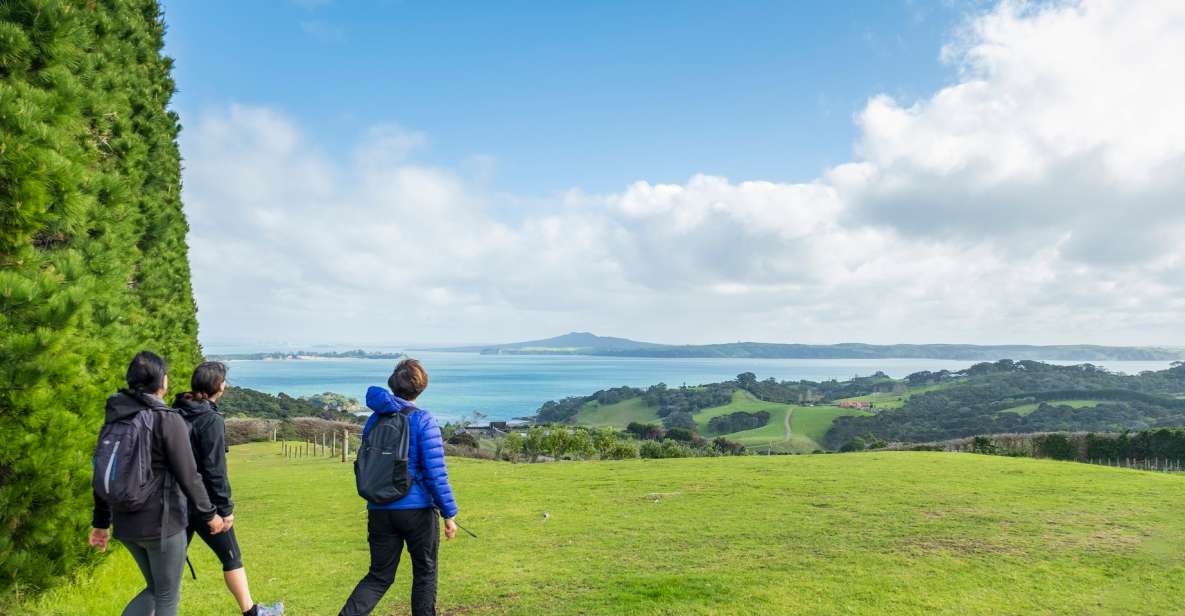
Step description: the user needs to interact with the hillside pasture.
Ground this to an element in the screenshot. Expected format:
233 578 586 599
21 443 1185 615
791 406 873 444
691 390 786 434
834 383 952 410
1000 400 1103 417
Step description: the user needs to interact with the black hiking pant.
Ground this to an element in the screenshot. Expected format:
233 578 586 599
339 508 440 616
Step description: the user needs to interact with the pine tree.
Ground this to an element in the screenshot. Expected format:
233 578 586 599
0 0 202 593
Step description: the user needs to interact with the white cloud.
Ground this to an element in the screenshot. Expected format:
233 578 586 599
182 0 1185 348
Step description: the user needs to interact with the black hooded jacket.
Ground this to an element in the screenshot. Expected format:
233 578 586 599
92 391 217 541
174 396 234 517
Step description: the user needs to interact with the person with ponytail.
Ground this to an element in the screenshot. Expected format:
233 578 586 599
175 361 284 616
90 351 224 616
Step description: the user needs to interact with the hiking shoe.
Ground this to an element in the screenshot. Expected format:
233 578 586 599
256 602 284 616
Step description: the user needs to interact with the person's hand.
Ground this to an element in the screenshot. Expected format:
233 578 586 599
222 514 234 532
208 513 225 535
89 528 110 551
443 518 457 541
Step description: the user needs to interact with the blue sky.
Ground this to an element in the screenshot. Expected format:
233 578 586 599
172 1 1185 348
164 1 973 195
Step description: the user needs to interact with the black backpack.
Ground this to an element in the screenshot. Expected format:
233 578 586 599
93 409 160 512
354 409 414 504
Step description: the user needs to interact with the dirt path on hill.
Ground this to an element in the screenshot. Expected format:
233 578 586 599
783 407 793 442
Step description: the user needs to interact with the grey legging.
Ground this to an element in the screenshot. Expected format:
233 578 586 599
120 531 187 616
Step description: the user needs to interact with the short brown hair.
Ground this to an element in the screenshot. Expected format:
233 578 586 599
388 358 428 400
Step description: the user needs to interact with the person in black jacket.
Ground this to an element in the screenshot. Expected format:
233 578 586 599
91 351 225 616
175 361 284 616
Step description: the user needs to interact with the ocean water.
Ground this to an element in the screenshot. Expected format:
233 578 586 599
217 351 1174 423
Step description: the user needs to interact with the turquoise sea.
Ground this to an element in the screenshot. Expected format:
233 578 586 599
215 351 1173 423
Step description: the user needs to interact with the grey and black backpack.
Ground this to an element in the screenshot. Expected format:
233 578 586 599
93 408 160 512
354 409 414 504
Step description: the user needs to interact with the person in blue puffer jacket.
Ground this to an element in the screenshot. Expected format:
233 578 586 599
339 359 459 616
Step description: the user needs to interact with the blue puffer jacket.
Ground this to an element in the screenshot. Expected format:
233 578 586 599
362 387 459 518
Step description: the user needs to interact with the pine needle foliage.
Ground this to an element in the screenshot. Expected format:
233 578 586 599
0 0 201 595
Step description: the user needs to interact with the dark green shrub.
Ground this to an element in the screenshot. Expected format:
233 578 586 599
840 437 866 453
448 432 480 449
639 440 665 459
665 427 697 442
712 437 747 456
1035 434 1077 460
970 436 999 455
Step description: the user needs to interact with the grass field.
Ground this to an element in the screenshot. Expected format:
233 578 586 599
1000 400 1103 416
572 397 660 428
834 383 952 410
791 406 873 444
691 390 788 434
22 443 1185 615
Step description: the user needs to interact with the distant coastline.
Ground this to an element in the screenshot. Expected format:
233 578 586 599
207 349 405 361
421 332 1185 362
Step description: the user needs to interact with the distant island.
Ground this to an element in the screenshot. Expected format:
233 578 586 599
424 331 1185 362
207 349 405 361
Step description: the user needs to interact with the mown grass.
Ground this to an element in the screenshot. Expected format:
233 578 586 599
1000 400 1103 417
572 397 660 428
22 443 1185 615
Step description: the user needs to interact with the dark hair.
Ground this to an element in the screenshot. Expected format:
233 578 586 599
181 361 228 401
388 358 428 401
126 351 168 394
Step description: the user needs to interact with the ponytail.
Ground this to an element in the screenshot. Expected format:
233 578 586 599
189 361 228 399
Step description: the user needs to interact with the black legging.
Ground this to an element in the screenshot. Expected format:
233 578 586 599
186 518 244 571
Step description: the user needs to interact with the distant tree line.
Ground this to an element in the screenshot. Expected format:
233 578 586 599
220 386 364 423
895 428 1185 465
455 424 751 463
207 349 405 361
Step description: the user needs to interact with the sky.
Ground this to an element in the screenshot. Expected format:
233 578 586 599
165 0 1185 349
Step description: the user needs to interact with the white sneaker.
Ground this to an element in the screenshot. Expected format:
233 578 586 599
256 602 285 616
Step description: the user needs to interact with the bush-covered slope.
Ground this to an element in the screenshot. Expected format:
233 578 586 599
0 0 201 593
826 361 1185 448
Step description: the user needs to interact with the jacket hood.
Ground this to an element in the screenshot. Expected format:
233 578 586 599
363 387 417 438
105 390 169 422
173 395 218 419
366 386 415 414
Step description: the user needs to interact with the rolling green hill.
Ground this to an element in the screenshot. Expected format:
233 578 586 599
20 443 1185 615
691 390 787 433
569 389 894 453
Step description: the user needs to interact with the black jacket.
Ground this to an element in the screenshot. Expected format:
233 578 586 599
92 391 217 541
174 396 234 517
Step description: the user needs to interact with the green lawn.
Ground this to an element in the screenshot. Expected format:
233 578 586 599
22 443 1185 615
1000 400 1103 417
572 398 660 428
791 406 873 444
